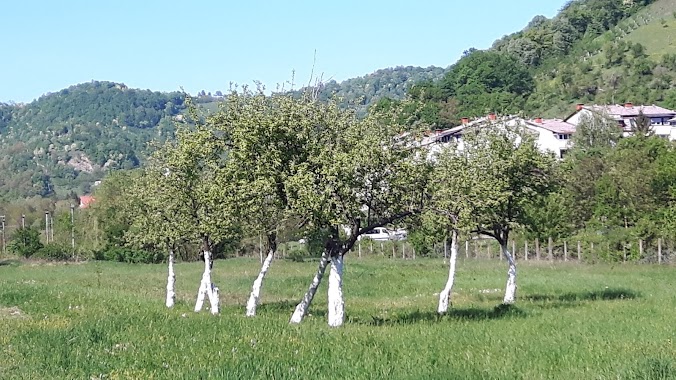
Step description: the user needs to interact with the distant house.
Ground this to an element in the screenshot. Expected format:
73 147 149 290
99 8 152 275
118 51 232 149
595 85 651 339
565 103 676 140
79 195 95 209
421 114 576 159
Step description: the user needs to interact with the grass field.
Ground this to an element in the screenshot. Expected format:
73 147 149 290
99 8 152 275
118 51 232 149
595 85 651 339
0 257 674 379
622 0 676 58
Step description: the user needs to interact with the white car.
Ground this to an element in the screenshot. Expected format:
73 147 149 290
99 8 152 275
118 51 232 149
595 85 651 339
357 227 405 241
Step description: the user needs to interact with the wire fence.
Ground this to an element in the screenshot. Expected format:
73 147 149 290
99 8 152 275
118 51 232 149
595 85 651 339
1 215 673 266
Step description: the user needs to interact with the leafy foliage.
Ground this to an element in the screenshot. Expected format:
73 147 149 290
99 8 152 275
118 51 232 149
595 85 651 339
0 81 185 200
8 227 43 258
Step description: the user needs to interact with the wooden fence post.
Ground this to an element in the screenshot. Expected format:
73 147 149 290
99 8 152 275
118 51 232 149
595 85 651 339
658 238 662 264
535 239 540 260
370 241 373 256
577 241 581 262
392 244 395 259
358 241 362 258
548 237 553 261
465 241 469 259
381 242 384 256
639 239 644 260
402 243 406 260
525 240 529 261
564 241 568 262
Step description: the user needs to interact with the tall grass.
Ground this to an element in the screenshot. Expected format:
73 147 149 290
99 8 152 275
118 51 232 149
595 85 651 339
0 257 674 379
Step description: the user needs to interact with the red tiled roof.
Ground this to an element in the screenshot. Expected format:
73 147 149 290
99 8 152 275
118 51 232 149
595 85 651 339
79 195 95 208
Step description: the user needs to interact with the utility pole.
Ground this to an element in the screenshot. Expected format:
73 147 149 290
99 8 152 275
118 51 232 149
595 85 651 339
21 214 25 229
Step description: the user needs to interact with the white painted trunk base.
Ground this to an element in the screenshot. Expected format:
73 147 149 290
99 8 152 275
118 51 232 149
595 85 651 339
165 250 176 308
501 244 517 304
246 249 275 317
194 250 220 314
327 255 345 327
290 251 330 324
438 231 458 314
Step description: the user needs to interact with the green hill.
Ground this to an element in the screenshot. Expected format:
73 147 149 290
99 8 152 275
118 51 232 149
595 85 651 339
622 0 676 57
0 81 185 200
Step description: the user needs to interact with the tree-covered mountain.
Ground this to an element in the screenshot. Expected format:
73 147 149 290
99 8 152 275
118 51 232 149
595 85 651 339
0 81 185 200
294 66 447 115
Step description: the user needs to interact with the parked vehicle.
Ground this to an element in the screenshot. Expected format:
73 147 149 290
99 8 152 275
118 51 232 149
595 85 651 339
357 227 406 241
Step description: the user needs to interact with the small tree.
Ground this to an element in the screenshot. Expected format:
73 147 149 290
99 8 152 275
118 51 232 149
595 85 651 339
287 99 430 326
9 227 43 258
572 112 622 152
464 125 555 304
632 110 654 138
426 144 474 313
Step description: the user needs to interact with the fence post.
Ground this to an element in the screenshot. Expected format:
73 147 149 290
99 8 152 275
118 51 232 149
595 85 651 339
639 239 643 261
525 240 529 261
402 243 405 260
370 241 373 256
465 241 469 259
658 238 662 264
535 239 540 260
474 240 478 259
564 241 568 262
1 216 5 256
45 211 50 243
413 246 416 260
577 241 581 262
392 244 395 259
548 237 553 261
358 240 362 259
70 204 76 260
381 242 384 256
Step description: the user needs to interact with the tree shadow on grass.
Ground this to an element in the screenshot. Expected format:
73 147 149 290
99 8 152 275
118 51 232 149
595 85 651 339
0 259 21 267
359 304 526 326
525 288 639 303
256 300 328 318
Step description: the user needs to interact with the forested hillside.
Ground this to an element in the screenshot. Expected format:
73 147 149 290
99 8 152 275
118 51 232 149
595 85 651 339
380 0 676 126
0 81 185 200
295 66 447 115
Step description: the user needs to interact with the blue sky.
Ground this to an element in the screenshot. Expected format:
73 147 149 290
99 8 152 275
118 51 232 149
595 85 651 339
1 0 567 103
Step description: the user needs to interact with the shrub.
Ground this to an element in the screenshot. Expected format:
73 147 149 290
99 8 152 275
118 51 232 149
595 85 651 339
8 227 44 258
98 246 165 264
34 243 71 261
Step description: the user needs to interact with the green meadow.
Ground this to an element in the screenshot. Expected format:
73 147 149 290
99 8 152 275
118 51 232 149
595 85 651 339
0 257 674 379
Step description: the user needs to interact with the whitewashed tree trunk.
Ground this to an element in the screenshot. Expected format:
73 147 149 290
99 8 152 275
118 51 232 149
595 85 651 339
165 249 176 308
245 248 274 317
194 250 219 314
438 230 458 314
327 255 345 327
290 250 330 324
501 243 517 304
209 283 220 315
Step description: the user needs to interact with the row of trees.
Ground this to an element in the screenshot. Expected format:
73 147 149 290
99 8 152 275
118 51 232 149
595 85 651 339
109 89 555 327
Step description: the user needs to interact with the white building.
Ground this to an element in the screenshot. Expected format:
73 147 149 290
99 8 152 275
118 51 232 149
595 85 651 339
565 103 676 140
422 114 576 159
